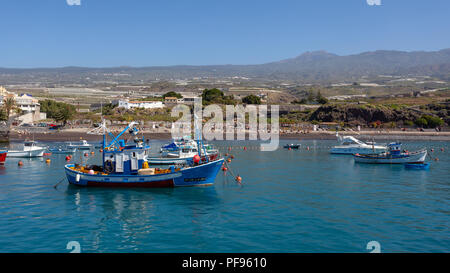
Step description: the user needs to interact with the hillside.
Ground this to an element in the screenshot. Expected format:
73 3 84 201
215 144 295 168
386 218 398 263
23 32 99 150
1 48 450 84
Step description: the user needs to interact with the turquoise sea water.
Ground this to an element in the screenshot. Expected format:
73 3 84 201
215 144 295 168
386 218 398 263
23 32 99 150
0 140 449 253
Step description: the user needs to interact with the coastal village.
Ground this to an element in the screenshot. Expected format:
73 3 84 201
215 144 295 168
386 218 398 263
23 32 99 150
1 80 449 142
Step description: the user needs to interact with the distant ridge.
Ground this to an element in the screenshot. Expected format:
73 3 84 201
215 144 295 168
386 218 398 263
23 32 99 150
1 48 449 83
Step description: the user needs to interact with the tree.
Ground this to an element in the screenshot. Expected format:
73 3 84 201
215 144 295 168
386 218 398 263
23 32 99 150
316 91 328 104
0 108 7 121
39 99 76 125
421 115 443 128
201 88 237 105
242 94 261 105
163 91 183 99
53 105 75 125
4 97 15 120
414 117 428 128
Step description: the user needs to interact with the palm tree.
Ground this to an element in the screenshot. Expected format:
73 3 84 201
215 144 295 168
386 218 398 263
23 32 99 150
4 97 15 120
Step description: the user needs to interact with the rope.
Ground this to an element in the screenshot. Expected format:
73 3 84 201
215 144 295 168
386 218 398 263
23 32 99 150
223 159 241 184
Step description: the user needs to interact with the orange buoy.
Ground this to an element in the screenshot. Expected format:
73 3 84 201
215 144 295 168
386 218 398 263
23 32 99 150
100 149 103 152
227 158 231 163
243 147 247 151
435 157 439 161
91 151 95 155
84 152 89 157
222 167 228 171
236 175 242 183
225 153 228 156
288 147 291 151
65 156 71 161
45 158 51 164
18 161 23 166
230 155 234 159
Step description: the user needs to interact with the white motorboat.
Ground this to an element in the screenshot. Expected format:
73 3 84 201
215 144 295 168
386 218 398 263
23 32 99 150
353 142 427 164
67 140 93 150
330 133 387 154
7 141 46 158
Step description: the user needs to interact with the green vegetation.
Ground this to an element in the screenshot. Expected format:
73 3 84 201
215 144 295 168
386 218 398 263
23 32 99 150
201 88 237 105
163 91 183 99
3 97 15 120
242 94 261 105
414 115 444 128
40 99 76 125
316 92 328 104
0 108 7 121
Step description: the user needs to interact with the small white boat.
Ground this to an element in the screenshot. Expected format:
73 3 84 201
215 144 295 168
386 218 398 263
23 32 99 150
330 133 387 154
8 141 46 158
353 142 427 164
67 140 93 150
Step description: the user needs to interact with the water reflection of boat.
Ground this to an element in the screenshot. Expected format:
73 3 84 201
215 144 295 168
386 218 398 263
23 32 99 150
354 142 427 164
64 121 224 187
48 147 77 154
331 133 386 154
7 141 46 158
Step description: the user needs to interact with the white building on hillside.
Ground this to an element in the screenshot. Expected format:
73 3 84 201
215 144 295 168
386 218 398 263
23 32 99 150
117 99 164 110
15 94 40 112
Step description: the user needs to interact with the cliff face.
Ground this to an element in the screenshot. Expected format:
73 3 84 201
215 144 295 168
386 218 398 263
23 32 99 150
309 104 422 125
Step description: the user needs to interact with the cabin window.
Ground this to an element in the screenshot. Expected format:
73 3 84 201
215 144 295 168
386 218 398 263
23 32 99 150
132 152 136 158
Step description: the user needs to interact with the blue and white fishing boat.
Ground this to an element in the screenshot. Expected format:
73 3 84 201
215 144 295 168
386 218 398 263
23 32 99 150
148 136 219 165
64 121 224 187
353 142 427 164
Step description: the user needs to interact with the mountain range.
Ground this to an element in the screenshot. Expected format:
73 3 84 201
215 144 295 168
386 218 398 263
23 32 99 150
1 48 450 84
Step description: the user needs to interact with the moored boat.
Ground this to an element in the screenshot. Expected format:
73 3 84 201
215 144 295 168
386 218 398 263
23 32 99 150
64 121 224 187
353 142 427 164
330 133 386 155
284 144 300 149
0 150 6 164
7 141 46 158
150 137 219 165
67 140 92 150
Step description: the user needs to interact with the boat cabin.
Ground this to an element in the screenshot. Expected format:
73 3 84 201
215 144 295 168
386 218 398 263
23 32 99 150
103 145 149 175
388 142 402 155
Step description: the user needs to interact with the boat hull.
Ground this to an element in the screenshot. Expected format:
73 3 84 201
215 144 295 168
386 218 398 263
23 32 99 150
330 146 386 155
7 149 45 158
64 159 224 187
354 150 427 164
147 154 219 165
0 151 6 164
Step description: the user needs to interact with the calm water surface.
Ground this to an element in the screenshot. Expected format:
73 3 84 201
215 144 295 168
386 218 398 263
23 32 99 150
0 140 449 252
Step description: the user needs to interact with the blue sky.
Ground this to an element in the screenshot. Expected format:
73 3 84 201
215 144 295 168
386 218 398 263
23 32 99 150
0 0 449 67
